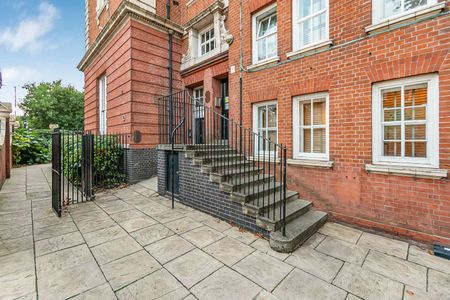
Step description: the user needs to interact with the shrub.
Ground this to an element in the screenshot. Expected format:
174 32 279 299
12 129 52 165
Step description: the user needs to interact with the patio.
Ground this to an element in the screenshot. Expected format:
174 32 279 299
0 164 449 300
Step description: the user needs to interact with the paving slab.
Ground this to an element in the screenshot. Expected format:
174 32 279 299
250 238 290 261
254 290 281 300
110 209 157 232
165 216 203 234
363 250 427 290
333 263 404 300
35 231 84 256
427 269 450 297
145 235 195 264
403 285 449 300
408 245 450 275
115 268 188 300
181 225 225 248
316 237 369 265
357 232 408 259
224 226 257 245
101 250 161 290
165 249 223 288
76 216 117 234
83 225 128 247
200 215 232 232
151 208 187 223
91 235 142 265
234 251 293 291
204 236 255 266
131 223 175 246
70 283 117 300
0 250 35 300
97 200 133 214
1 234 33 254
0 224 32 240
273 268 347 300
285 246 344 282
191 266 262 300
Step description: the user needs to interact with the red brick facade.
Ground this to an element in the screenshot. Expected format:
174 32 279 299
80 0 450 244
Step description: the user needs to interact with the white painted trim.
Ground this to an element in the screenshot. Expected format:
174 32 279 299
287 159 333 168
286 39 332 58
98 75 107 134
247 56 280 70
292 0 329 52
293 92 329 161
198 25 216 57
365 164 447 179
371 73 439 168
252 100 278 155
252 3 277 65
371 0 440 27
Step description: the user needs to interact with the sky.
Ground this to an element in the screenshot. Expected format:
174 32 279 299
0 0 85 115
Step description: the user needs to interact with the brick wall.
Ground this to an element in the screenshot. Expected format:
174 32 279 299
124 148 157 182
226 0 450 243
157 149 270 235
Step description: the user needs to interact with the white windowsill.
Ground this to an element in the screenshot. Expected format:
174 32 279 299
247 56 280 70
287 40 333 59
96 1 109 20
365 164 447 179
287 159 334 169
365 2 446 33
249 156 281 163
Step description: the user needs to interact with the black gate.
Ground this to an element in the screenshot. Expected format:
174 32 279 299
51 129 129 217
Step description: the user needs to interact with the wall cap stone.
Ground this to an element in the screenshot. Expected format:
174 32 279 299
365 164 448 179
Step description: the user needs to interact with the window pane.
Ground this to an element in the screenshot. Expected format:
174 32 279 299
384 125 401 140
201 45 205 55
259 106 267 128
201 34 205 43
405 107 426 120
383 0 401 19
300 0 311 18
210 40 215 51
405 84 427 106
384 142 401 156
258 39 266 61
312 0 325 12
405 141 426 157
268 130 277 143
303 102 311 125
268 105 277 127
269 15 277 30
258 130 266 150
313 128 326 153
382 88 401 108
405 124 426 140
258 19 269 37
313 100 325 125
210 29 214 38
384 109 401 122
300 19 312 46
205 43 210 53
266 34 277 58
303 129 311 152
404 0 427 11
312 13 326 42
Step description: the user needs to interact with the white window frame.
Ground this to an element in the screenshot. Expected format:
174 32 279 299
98 75 107 135
252 101 278 155
292 0 329 51
252 3 278 64
372 0 438 24
198 25 216 57
372 74 439 168
193 86 204 119
293 93 329 160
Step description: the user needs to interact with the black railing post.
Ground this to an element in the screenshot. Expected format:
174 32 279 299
282 145 287 237
51 128 62 217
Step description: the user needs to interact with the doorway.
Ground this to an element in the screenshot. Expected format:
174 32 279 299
221 79 229 140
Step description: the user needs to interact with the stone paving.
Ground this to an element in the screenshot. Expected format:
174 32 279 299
1 164 450 300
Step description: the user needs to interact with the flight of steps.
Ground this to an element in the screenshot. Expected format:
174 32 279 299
185 144 327 253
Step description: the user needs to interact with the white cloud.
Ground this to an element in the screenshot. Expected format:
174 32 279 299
0 2 59 53
2 66 38 82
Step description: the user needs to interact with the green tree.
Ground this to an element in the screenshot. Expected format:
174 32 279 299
20 81 84 130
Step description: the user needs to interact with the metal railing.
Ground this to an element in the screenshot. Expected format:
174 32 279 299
51 129 129 216
156 90 288 236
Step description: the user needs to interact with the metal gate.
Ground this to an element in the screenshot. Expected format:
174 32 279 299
51 129 128 217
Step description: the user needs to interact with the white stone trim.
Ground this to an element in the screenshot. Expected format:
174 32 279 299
287 40 332 59
247 56 280 70
287 159 333 168
365 164 447 179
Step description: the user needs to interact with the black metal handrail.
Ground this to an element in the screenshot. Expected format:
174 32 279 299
156 90 288 236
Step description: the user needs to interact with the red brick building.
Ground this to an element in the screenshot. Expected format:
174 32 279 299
79 0 450 244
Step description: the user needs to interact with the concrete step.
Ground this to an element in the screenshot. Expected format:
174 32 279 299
202 161 253 174
210 168 263 183
231 182 282 203
243 190 299 217
269 210 328 253
186 144 229 151
193 154 244 166
256 199 312 231
219 174 274 193
185 148 237 159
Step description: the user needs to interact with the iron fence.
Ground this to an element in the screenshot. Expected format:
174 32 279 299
51 129 129 217
156 91 288 236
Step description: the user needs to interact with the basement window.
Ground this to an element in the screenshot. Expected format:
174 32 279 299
372 74 439 168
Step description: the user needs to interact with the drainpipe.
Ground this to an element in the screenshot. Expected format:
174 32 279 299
239 0 243 150
167 0 173 143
